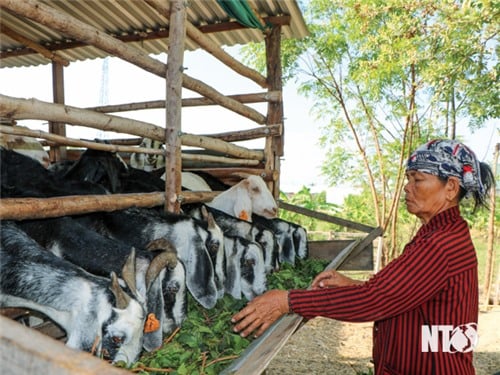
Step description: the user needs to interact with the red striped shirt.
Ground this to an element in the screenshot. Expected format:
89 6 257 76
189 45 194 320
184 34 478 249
289 206 478 374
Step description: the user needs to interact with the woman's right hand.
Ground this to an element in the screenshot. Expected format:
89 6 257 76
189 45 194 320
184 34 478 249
311 270 364 289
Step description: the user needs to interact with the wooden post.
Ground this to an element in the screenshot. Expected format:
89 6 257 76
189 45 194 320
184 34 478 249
265 25 284 198
164 0 186 213
483 143 499 306
49 62 66 161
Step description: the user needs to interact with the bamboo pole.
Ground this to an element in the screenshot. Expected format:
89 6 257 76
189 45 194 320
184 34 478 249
144 0 268 88
0 191 220 221
0 0 266 124
0 95 264 160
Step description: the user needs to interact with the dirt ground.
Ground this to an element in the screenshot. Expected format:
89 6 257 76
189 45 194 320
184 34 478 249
266 306 500 375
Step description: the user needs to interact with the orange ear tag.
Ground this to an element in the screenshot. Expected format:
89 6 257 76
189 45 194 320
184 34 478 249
144 312 160 333
238 210 249 221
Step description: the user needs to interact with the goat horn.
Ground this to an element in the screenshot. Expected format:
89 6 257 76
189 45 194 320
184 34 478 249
201 205 209 220
109 272 131 309
146 238 174 252
121 248 138 297
145 247 178 291
206 212 216 229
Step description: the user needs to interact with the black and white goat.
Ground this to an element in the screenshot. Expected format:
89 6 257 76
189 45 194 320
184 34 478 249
0 221 145 364
17 216 183 350
75 207 222 309
252 214 309 265
185 204 280 274
223 235 267 301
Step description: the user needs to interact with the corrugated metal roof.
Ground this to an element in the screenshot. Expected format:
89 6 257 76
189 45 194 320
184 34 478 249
0 0 308 68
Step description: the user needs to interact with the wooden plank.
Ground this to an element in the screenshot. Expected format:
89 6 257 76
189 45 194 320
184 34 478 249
278 200 377 233
0 315 129 374
221 240 360 375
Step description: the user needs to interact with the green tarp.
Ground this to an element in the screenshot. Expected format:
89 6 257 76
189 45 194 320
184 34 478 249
216 0 269 30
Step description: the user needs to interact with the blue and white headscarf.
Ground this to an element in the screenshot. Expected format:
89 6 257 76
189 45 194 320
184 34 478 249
406 139 485 197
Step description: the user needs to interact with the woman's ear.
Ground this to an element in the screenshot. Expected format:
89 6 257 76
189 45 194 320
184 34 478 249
446 176 461 201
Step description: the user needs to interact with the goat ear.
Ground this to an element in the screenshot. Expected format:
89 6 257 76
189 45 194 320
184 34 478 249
109 272 131 309
121 248 138 297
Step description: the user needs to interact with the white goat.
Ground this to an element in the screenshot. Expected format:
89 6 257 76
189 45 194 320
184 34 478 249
0 221 145 365
207 175 278 222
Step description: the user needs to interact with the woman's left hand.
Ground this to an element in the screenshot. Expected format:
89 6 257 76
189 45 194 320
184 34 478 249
231 289 289 338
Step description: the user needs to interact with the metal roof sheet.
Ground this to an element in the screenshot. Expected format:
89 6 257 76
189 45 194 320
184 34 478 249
0 0 308 68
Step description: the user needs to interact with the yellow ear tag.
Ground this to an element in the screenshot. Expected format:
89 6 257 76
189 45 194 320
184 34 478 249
144 313 160 333
238 210 249 221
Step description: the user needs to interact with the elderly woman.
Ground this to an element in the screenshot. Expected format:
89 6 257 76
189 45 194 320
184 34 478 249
232 139 495 375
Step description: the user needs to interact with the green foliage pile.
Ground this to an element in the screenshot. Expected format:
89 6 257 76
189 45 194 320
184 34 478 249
126 258 329 375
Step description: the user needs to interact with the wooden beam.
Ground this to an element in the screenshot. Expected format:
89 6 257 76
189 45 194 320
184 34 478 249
0 125 164 156
164 0 186 213
0 23 69 66
278 200 378 234
265 25 284 198
0 191 220 221
201 124 282 143
0 95 264 160
86 92 281 113
0 16 291 59
0 315 130 375
0 0 266 124
49 61 67 161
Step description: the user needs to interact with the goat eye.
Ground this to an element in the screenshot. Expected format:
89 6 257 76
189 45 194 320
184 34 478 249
246 259 255 266
252 187 260 193
112 336 124 344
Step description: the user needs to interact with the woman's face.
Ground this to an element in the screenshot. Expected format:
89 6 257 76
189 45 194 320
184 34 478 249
404 170 457 224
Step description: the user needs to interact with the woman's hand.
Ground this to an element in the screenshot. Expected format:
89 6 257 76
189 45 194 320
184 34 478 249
231 289 289 338
311 270 364 289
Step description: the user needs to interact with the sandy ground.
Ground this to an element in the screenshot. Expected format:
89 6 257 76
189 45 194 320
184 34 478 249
266 306 500 375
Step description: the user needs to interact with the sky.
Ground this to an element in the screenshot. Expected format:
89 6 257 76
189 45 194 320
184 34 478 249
1 48 498 203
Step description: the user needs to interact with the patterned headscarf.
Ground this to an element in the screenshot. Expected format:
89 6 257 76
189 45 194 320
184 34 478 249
406 139 485 197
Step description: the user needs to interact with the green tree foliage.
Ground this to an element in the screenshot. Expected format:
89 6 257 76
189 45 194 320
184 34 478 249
242 0 498 263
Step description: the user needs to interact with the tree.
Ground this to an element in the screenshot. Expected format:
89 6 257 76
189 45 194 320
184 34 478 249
242 0 498 264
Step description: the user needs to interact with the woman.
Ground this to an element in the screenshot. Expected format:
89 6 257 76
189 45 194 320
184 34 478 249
232 139 495 375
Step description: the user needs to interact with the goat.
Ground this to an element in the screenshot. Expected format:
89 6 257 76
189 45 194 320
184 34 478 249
223 235 267 301
130 138 165 172
0 221 145 364
252 214 309 265
75 207 220 309
0 147 107 198
17 216 182 350
206 175 278 222
185 204 280 274
0 129 50 168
